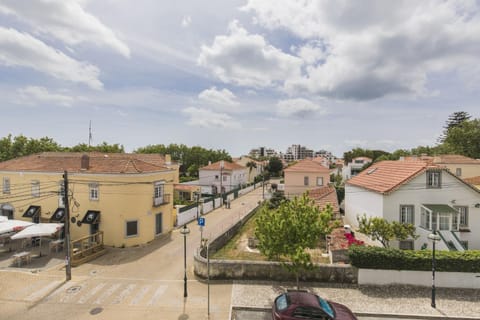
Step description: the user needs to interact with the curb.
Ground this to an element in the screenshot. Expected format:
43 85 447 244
231 306 480 320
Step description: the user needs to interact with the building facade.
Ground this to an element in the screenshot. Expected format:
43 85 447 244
198 160 248 195
0 152 178 247
284 159 331 198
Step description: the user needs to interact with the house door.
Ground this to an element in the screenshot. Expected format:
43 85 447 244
155 213 162 235
0 204 13 219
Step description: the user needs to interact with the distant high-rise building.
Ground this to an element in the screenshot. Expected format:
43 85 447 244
248 147 278 159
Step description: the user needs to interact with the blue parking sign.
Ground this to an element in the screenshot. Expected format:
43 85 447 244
198 217 205 226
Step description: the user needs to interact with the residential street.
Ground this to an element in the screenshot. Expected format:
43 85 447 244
0 186 266 320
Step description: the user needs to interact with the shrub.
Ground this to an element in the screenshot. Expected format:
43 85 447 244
348 245 480 272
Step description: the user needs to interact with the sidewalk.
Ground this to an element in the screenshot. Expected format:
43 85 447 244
231 281 480 319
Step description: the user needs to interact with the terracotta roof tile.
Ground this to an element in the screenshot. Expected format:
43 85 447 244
0 152 171 174
433 154 480 164
464 176 480 185
284 159 330 173
346 160 432 194
308 186 339 214
200 161 245 171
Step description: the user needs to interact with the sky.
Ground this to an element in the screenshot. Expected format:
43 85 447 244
0 0 479 158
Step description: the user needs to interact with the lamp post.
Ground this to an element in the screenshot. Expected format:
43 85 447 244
180 224 190 298
195 191 199 220
428 230 441 308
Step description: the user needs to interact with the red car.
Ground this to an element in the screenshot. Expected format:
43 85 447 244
272 290 357 320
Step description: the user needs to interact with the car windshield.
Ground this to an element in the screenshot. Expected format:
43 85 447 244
318 297 334 319
275 294 288 311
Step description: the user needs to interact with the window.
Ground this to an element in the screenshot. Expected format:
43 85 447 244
154 182 164 199
426 170 441 188
2 177 10 194
400 205 414 224
316 177 324 186
455 168 462 177
455 206 469 229
222 175 227 181
31 180 40 197
126 220 138 237
420 207 430 229
304 176 309 186
215 175 219 180
439 213 449 230
89 183 99 200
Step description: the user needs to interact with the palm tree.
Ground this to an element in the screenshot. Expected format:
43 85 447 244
246 160 257 174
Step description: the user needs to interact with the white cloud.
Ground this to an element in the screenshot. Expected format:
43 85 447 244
16 86 74 107
198 20 302 88
243 0 480 100
0 0 130 58
0 27 103 89
182 107 241 129
198 86 239 107
181 15 192 27
276 98 325 118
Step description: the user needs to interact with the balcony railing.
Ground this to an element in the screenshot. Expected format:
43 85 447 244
153 194 171 206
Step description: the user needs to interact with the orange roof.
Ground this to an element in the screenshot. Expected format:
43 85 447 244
433 154 480 164
284 159 330 173
200 160 245 171
308 186 339 214
346 160 432 194
0 152 171 174
464 176 480 185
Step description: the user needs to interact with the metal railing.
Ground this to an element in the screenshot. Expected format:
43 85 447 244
153 194 171 206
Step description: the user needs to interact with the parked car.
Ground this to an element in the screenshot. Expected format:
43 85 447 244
272 290 357 320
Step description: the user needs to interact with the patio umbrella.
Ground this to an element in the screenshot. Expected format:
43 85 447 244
11 223 63 239
0 216 7 222
0 220 34 235
11 223 63 256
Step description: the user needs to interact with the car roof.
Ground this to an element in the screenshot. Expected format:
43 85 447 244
287 291 320 308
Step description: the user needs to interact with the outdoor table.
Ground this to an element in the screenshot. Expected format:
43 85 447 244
12 251 32 267
49 239 64 253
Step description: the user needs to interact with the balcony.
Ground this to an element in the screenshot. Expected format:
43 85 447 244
153 194 171 207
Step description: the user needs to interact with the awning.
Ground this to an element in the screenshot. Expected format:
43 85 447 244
50 208 65 222
11 223 63 239
0 219 34 235
81 210 100 224
22 205 40 218
421 204 458 214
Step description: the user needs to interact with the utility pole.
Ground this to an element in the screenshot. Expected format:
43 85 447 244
220 160 224 205
63 171 72 281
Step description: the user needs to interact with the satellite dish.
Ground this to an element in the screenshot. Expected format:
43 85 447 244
71 217 76 223
77 221 82 227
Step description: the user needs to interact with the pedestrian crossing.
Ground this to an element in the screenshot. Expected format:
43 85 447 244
12 278 180 307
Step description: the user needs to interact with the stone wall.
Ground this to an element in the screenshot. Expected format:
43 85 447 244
194 253 358 283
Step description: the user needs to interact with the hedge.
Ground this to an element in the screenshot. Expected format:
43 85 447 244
348 245 480 272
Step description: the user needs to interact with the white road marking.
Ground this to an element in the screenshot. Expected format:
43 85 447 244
78 282 106 304
94 283 120 305
112 283 136 304
129 285 151 305
25 280 63 302
148 285 167 306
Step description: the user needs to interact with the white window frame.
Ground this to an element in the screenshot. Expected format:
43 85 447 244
31 180 40 197
455 206 469 229
2 177 10 194
89 182 99 201
400 205 414 224
154 181 164 202
426 171 441 188
316 177 324 186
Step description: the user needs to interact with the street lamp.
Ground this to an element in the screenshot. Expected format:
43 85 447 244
428 230 441 308
180 224 190 298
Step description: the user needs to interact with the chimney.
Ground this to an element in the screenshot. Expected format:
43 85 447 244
165 154 171 165
81 154 90 170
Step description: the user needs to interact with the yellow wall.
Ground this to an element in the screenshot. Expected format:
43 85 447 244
284 171 330 197
442 164 480 179
0 169 177 247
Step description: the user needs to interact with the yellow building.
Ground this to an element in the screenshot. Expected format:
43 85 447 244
284 158 331 198
0 152 178 247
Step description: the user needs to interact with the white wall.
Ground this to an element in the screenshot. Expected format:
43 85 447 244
344 185 384 227
359 269 480 289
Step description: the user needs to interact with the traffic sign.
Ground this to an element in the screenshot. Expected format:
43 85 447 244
198 217 205 226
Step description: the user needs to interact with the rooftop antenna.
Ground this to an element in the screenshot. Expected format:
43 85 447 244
88 120 93 147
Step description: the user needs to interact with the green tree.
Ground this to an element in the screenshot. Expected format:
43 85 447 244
357 214 417 248
439 111 471 143
0 134 62 161
246 160 257 175
266 156 283 177
67 142 125 153
255 194 334 288
443 119 480 159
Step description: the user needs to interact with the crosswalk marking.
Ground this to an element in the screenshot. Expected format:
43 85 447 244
148 285 167 306
112 284 136 304
77 282 106 304
94 283 120 305
129 285 151 305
